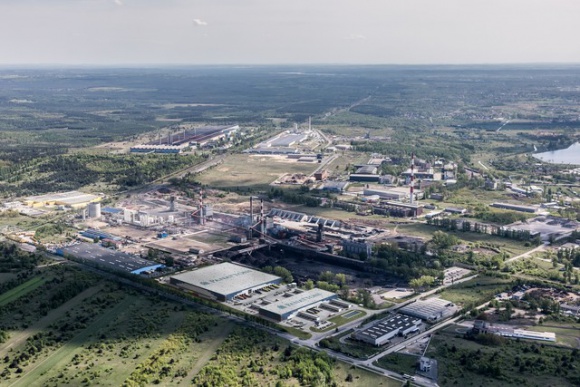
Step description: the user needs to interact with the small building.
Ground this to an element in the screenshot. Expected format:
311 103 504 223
444 207 467 215
314 170 329 181
419 357 432 372
321 181 349 194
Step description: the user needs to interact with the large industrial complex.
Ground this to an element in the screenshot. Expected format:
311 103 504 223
57 243 164 274
24 191 101 209
169 262 283 301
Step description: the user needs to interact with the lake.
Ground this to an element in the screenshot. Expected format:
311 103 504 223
533 142 580 165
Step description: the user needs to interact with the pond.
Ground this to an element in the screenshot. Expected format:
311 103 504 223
533 142 580 165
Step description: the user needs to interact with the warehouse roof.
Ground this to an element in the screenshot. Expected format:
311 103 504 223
260 288 337 315
171 262 280 296
357 314 421 341
59 243 162 274
399 298 456 320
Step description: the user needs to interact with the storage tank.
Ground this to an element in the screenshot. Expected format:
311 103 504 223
88 203 101 219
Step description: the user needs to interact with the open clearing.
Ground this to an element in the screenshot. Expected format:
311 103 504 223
0 276 48 307
197 153 320 189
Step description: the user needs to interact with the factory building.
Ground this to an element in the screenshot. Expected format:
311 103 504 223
363 188 409 201
24 191 101 209
258 288 338 322
355 314 422 346
268 208 309 222
490 202 538 213
58 243 163 274
170 262 282 302
399 298 457 322
373 202 423 218
342 239 373 259
349 174 381 183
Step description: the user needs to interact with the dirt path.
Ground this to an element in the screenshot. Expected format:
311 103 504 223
0 283 104 358
186 321 235 379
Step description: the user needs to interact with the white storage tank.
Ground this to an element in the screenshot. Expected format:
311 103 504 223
88 203 101 219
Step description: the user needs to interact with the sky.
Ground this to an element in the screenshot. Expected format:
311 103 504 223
1 0 579 66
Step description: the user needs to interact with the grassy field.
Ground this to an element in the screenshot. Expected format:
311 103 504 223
197 154 320 190
0 276 48 307
374 353 419 376
436 275 513 307
426 324 580 387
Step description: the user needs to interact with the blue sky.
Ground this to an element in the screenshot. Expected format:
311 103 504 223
1 0 579 65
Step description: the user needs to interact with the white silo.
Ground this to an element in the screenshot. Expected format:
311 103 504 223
88 203 101 219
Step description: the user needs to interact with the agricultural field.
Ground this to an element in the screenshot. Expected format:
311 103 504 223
426 325 580 387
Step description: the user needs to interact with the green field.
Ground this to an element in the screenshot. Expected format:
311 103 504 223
436 275 513 308
0 276 48 307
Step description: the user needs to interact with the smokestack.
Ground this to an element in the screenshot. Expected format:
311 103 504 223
410 153 415 204
308 116 312 131
249 197 254 239
260 199 264 235
199 189 204 225
317 222 323 243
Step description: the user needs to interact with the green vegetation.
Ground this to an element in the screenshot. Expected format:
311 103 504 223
0 276 48 307
436 275 513 309
374 353 418 376
427 325 580 387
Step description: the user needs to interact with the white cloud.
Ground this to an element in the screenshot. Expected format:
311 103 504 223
344 34 366 40
114 0 123 6
193 18 208 27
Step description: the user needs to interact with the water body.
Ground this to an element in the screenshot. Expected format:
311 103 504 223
533 142 580 165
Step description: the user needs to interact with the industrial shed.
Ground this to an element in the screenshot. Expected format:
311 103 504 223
170 262 282 301
58 243 163 274
259 289 338 322
355 314 421 346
